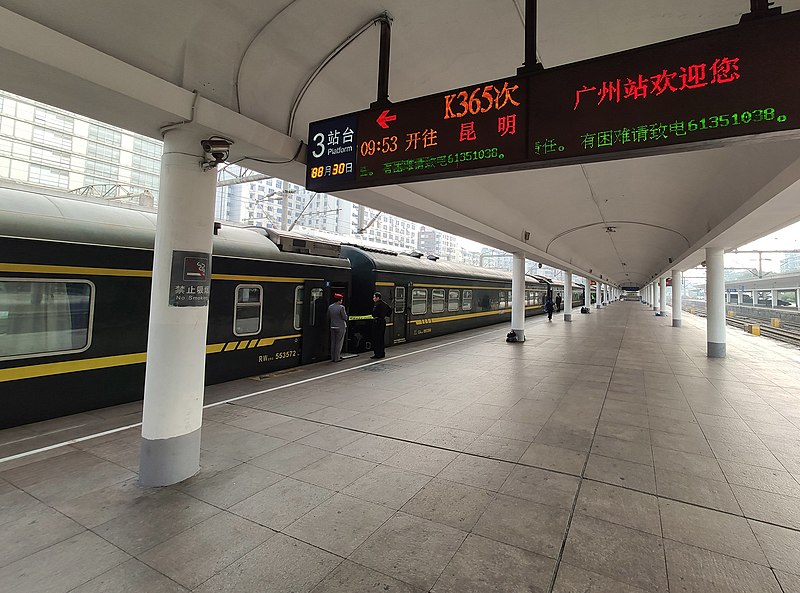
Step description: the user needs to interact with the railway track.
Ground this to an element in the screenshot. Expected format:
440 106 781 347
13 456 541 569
680 304 800 347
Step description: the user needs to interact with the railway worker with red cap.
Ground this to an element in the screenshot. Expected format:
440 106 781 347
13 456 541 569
328 293 348 362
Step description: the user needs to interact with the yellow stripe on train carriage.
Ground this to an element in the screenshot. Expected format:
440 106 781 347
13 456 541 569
0 335 302 382
0 263 151 277
410 305 547 325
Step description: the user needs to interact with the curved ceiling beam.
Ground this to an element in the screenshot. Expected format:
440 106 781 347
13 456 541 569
287 13 390 137
545 220 691 253
234 0 300 114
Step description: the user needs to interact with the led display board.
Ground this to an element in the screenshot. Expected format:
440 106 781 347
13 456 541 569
306 11 800 192
306 76 527 192
528 12 800 165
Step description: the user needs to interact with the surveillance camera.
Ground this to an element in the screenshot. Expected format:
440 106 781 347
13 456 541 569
200 137 233 171
202 139 232 154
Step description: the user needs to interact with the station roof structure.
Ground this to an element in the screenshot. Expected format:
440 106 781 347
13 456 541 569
1 0 799 289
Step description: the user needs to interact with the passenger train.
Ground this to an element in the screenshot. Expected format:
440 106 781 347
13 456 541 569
0 183 584 428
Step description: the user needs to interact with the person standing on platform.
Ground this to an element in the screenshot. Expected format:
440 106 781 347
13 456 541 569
545 292 555 321
328 293 347 362
555 293 563 312
370 291 392 359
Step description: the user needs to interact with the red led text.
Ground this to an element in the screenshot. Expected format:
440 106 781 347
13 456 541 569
574 57 741 110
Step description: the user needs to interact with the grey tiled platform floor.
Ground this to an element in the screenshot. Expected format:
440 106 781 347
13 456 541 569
2 302 800 592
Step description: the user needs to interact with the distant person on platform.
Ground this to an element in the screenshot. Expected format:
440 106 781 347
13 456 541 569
370 292 392 359
555 293 563 312
545 293 555 321
328 293 347 362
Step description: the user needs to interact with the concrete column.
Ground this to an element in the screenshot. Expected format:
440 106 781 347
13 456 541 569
652 282 659 311
584 278 591 313
511 252 526 341
672 269 683 327
595 282 601 309
564 271 573 322
139 127 218 486
706 247 726 358
659 276 667 316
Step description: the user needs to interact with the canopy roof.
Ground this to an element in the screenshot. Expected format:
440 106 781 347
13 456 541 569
1 0 799 288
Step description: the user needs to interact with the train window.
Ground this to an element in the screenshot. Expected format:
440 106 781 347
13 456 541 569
394 286 406 314
777 290 798 308
0 279 94 360
293 286 303 330
411 288 427 315
499 291 507 309
310 288 323 325
234 285 262 336
448 289 460 312
431 289 445 313
462 290 472 311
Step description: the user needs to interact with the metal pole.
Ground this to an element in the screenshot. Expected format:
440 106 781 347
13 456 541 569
518 0 543 73
373 14 392 107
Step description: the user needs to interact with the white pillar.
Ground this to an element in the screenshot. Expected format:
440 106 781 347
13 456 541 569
584 278 591 313
652 282 659 311
564 271 573 322
672 269 683 327
510 252 525 342
706 247 726 358
659 276 667 316
139 127 218 486
595 282 601 309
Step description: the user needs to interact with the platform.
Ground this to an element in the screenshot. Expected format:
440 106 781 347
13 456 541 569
2 302 800 593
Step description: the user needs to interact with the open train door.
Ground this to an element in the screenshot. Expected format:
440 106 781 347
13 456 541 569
392 285 408 344
301 280 327 364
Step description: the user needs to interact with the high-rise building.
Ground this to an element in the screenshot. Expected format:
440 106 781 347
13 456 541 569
780 252 800 273
0 90 431 255
417 226 459 261
0 89 162 206
352 205 418 251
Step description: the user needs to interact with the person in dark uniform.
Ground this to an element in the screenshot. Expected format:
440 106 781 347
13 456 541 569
327 293 347 362
555 293 563 312
545 292 555 321
370 291 392 359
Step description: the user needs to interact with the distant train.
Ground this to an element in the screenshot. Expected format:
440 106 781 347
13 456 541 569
0 184 584 428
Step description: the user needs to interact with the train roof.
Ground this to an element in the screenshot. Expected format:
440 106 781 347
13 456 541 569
339 244 581 287
0 183 349 269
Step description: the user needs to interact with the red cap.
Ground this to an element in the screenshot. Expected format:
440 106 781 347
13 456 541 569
334 293 343 300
